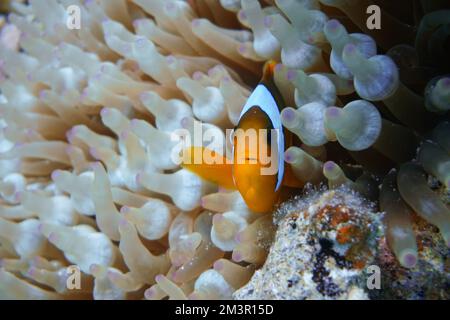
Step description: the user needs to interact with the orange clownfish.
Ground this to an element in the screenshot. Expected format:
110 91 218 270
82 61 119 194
182 61 301 213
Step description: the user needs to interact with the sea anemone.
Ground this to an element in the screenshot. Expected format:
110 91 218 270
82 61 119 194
0 0 449 300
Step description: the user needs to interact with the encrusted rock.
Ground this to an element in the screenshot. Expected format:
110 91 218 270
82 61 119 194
234 186 383 300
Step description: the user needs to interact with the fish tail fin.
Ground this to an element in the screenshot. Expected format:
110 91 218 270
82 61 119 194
181 146 236 190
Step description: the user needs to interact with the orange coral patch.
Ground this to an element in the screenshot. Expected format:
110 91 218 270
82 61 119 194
352 259 366 270
330 206 351 227
336 225 359 244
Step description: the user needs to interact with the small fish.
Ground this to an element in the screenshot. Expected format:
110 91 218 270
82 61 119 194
182 61 301 213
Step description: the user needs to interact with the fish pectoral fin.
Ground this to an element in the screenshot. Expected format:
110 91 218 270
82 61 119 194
282 164 304 188
181 146 236 190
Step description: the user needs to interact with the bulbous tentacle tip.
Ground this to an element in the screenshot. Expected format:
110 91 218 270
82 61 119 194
281 107 296 124
425 76 450 112
39 90 48 100
119 205 130 214
50 169 61 181
154 274 164 283
144 288 154 299
232 250 243 262
323 160 336 172
325 100 381 151
343 43 357 55
347 48 399 101
325 106 341 118
286 69 296 82
284 149 294 163
325 19 340 33
213 260 224 271
441 77 450 88
100 107 110 118
400 250 418 269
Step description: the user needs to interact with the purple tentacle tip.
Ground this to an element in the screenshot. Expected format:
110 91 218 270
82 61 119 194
213 260 223 271
326 19 340 32
263 16 272 28
285 150 293 163
120 206 130 214
326 107 341 118
145 288 154 299
282 108 295 122
441 77 450 88
232 251 242 262
100 107 110 118
324 161 335 172
344 43 357 55
132 20 142 29
39 90 48 100
403 253 417 268
193 71 203 80
191 19 201 28
51 170 61 181
286 70 296 82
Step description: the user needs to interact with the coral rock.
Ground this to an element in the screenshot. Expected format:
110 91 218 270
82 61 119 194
234 186 382 300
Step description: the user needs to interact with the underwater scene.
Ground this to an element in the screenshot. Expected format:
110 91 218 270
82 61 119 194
0 0 449 301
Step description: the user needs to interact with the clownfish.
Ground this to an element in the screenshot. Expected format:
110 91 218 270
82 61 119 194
182 61 301 213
